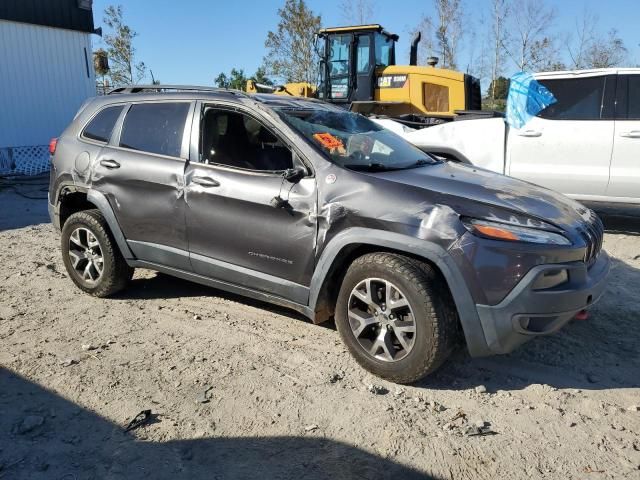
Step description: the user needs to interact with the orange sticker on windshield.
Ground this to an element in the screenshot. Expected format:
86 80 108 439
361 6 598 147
313 133 344 150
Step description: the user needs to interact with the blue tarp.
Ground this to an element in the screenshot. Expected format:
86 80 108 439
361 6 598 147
506 72 557 129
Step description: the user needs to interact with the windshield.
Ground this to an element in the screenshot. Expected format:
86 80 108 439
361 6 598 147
276 108 438 171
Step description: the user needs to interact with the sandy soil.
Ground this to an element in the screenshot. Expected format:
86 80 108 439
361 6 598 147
1 179 639 479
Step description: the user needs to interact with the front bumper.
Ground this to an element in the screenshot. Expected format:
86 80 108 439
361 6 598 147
474 250 611 355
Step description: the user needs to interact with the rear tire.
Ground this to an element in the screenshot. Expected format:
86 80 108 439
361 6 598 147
61 209 133 297
335 253 458 384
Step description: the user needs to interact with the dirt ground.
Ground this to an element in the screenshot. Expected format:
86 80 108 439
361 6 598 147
1 177 639 480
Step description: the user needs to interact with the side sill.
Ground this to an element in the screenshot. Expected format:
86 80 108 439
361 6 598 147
128 260 315 320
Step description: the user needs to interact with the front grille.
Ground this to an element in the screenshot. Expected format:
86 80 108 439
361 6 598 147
579 211 604 266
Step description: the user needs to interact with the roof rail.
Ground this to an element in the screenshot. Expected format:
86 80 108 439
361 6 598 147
107 85 248 96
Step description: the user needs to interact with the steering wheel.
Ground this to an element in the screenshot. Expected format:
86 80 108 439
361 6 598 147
348 151 366 163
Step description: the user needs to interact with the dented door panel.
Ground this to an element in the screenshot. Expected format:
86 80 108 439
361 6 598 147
91 147 189 269
184 164 317 288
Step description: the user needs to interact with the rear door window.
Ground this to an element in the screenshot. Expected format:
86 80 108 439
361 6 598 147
537 76 606 120
119 102 190 157
616 75 640 119
81 105 124 143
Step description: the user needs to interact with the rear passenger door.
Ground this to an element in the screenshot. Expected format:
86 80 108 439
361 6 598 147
507 74 615 198
608 73 640 200
91 101 195 270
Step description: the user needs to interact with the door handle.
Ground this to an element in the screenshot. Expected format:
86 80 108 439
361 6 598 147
191 176 220 187
516 130 542 137
100 159 120 169
620 130 640 138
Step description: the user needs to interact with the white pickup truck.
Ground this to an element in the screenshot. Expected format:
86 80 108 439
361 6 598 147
396 68 640 205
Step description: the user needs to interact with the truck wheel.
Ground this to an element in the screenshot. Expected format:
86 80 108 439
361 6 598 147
335 253 458 384
61 209 133 297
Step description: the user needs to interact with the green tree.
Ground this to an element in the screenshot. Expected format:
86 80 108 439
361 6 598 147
101 5 146 86
251 67 274 86
214 68 247 90
263 0 322 83
214 68 273 90
487 76 509 100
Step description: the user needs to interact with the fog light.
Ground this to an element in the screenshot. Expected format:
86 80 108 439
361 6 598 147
532 269 568 290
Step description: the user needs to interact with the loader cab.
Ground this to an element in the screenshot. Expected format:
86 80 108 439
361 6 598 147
318 25 398 105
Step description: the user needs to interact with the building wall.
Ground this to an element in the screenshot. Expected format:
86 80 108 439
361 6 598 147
0 19 95 149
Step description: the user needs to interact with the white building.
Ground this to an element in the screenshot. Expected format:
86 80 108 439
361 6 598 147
0 0 98 175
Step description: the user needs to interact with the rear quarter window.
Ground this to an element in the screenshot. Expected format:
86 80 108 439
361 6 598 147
119 102 190 157
81 105 124 143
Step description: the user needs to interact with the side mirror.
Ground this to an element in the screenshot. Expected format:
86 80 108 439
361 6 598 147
283 166 306 184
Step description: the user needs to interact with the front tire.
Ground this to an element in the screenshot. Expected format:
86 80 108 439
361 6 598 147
335 253 458 384
61 209 133 297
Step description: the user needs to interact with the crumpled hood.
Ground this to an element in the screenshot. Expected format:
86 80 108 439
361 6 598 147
369 161 591 228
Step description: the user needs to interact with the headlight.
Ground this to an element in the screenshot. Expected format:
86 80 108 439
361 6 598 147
462 218 571 245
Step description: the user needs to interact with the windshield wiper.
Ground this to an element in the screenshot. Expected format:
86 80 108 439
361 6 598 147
344 162 390 172
414 158 435 166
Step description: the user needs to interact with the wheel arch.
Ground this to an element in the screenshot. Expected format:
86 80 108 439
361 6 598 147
309 228 491 357
54 182 135 260
57 186 134 261
55 183 135 260
85 190 134 260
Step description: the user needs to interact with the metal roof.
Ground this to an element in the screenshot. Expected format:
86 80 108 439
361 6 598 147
318 24 399 41
0 0 96 34
535 68 640 79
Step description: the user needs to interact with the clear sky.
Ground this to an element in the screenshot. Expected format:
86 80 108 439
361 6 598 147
91 0 640 86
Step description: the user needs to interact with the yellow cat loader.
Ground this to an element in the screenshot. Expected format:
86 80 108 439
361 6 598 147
247 24 481 127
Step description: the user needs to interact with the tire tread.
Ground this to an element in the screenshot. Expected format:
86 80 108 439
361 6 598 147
61 209 132 297
336 252 458 383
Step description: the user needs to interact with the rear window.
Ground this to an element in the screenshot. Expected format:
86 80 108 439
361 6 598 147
119 102 190 157
537 77 605 120
81 105 123 143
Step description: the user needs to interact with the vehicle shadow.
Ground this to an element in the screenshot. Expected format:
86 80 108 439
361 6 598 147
0 368 436 480
118 272 313 324
118 257 639 393
588 206 640 236
419 255 640 392
601 214 640 236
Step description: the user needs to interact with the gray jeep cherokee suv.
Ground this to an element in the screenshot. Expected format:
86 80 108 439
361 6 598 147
48 86 610 383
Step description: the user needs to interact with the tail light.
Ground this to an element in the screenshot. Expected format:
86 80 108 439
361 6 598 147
49 138 58 155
